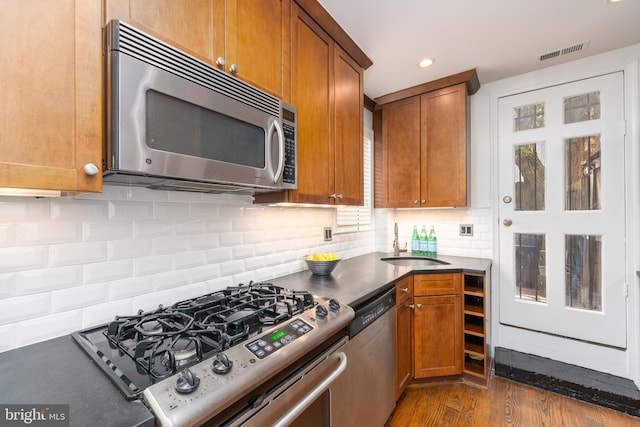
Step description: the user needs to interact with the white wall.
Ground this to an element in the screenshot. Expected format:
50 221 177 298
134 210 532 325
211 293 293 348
0 186 375 352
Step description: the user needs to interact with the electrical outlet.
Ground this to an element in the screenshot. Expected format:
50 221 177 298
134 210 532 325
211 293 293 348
324 227 333 242
460 224 473 236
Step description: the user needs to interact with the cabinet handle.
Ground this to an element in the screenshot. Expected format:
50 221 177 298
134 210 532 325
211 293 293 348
336 194 343 200
408 304 415 309
215 57 226 67
229 64 239 74
330 193 343 200
416 303 422 309
401 287 408 293
83 163 100 176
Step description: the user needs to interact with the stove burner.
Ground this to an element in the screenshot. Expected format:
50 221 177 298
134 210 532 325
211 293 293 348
139 320 163 335
172 338 198 362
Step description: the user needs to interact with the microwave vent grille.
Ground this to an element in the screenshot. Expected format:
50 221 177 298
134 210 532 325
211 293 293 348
109 20 280 118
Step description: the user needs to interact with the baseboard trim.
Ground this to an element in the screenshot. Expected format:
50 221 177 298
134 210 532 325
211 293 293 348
494 347 640 416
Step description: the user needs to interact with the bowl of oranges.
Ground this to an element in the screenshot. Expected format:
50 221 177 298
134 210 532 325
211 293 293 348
304 252 340 276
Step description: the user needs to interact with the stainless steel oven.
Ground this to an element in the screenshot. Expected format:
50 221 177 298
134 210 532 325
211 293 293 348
104 20 298 194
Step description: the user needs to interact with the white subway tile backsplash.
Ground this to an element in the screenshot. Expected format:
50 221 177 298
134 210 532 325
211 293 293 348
190 263 221 283
218 231 244 247
134 254 174 276
109 238 152 260
16 310 83 348
174 251 206 270
109 276 154 301
134 220 175 238
174 219 206 236
206 247 233 263
109 201 154 220
0 198 50 220
51 284 109 313
152 235 191 255
83 220 133 241
0 294 50 325
83 260 133 284
232 244 255 259
0 246 48 272
155 203 191 220
51 200 109 220
0 273 16 299
0 324 16 352
17 221 81 245
17 266 82 295
82 299 134 327
154 271 191 291
0 223 16 247
49 241 107 267
219 260 245 276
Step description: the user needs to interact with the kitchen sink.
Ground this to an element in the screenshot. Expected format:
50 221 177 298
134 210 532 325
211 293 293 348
380 256 450 267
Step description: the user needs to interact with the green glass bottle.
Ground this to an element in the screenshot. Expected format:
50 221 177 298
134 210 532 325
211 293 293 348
427 226 437 256
419 226 428 255
411 226 420 255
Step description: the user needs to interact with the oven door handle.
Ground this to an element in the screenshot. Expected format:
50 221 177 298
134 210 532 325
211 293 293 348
273 352 347 427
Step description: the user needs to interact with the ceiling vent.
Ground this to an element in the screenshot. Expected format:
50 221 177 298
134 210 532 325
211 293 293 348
537 40 590 62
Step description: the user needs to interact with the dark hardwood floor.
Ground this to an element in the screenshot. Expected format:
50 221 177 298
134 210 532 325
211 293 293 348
386 375 640 426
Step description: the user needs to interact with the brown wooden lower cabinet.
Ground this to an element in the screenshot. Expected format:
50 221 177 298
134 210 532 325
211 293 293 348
413 293 462 378
395 276 413 399
396 272 488 398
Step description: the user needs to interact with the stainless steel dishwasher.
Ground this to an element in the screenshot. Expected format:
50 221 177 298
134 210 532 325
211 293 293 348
331 287 396 427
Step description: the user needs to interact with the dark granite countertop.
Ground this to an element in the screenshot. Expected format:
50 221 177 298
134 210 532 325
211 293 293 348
0 251 490 426
270 252 492 309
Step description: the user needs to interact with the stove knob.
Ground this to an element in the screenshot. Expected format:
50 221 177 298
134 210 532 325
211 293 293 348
175 368 200 394
212 352 233 375
329 299 340 311
316 305 328 318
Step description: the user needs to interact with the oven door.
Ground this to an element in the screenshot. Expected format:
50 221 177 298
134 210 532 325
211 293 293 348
108 51 288 190
217 337 348 427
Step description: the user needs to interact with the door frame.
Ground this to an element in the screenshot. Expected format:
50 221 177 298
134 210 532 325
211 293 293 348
488 50 640 384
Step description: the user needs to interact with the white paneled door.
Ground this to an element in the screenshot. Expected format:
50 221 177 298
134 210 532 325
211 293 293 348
498 72 627 348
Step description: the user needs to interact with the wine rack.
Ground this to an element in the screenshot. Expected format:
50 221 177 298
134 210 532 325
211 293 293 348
462 273 487 379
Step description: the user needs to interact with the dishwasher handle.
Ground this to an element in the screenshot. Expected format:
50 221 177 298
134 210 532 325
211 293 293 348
273 352 347 427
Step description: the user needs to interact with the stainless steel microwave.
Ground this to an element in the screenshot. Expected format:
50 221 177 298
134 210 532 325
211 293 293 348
104 20 297 194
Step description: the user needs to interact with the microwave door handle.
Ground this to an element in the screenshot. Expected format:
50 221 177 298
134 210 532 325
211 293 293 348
271 120 285 184
272 352 347 427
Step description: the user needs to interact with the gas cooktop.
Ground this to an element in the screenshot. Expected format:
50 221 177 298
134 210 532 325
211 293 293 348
72 283 328 400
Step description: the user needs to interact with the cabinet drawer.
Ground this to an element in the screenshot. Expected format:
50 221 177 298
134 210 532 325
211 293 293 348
395 276 413 304
414 273 461 296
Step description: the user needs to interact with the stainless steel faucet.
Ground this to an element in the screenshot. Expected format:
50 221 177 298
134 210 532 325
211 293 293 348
392 222 406 256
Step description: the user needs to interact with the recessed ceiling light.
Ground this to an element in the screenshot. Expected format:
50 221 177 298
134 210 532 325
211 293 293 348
606 0 623 4
418 58 434 68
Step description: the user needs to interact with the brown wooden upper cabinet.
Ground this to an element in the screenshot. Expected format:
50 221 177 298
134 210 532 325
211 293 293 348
255 2 368 206
0 0 103 193
105 0 290 100
374 71 479 208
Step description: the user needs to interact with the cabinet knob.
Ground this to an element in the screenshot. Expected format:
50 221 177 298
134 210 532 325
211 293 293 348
229 64 239 74
413 200 419 205
421 199 426 204
336 194 343 200
401 287 408 293
416 303 422 309
83 163 100 176
216 57 226 67
503 218 513 227
409 304 415 309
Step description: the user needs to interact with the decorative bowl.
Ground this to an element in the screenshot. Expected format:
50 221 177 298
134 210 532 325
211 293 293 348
304 258 340 276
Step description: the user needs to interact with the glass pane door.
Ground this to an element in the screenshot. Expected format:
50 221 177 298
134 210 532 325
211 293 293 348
498 72 627 348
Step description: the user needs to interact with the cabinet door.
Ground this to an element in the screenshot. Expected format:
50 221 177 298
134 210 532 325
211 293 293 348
224 0 290 100
0 0 102 193
290 5 334 204
413 295 462 378
396 296 413 399
106 0 216 63
381 97 421 207
420 83 468 207
333 46 364 205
